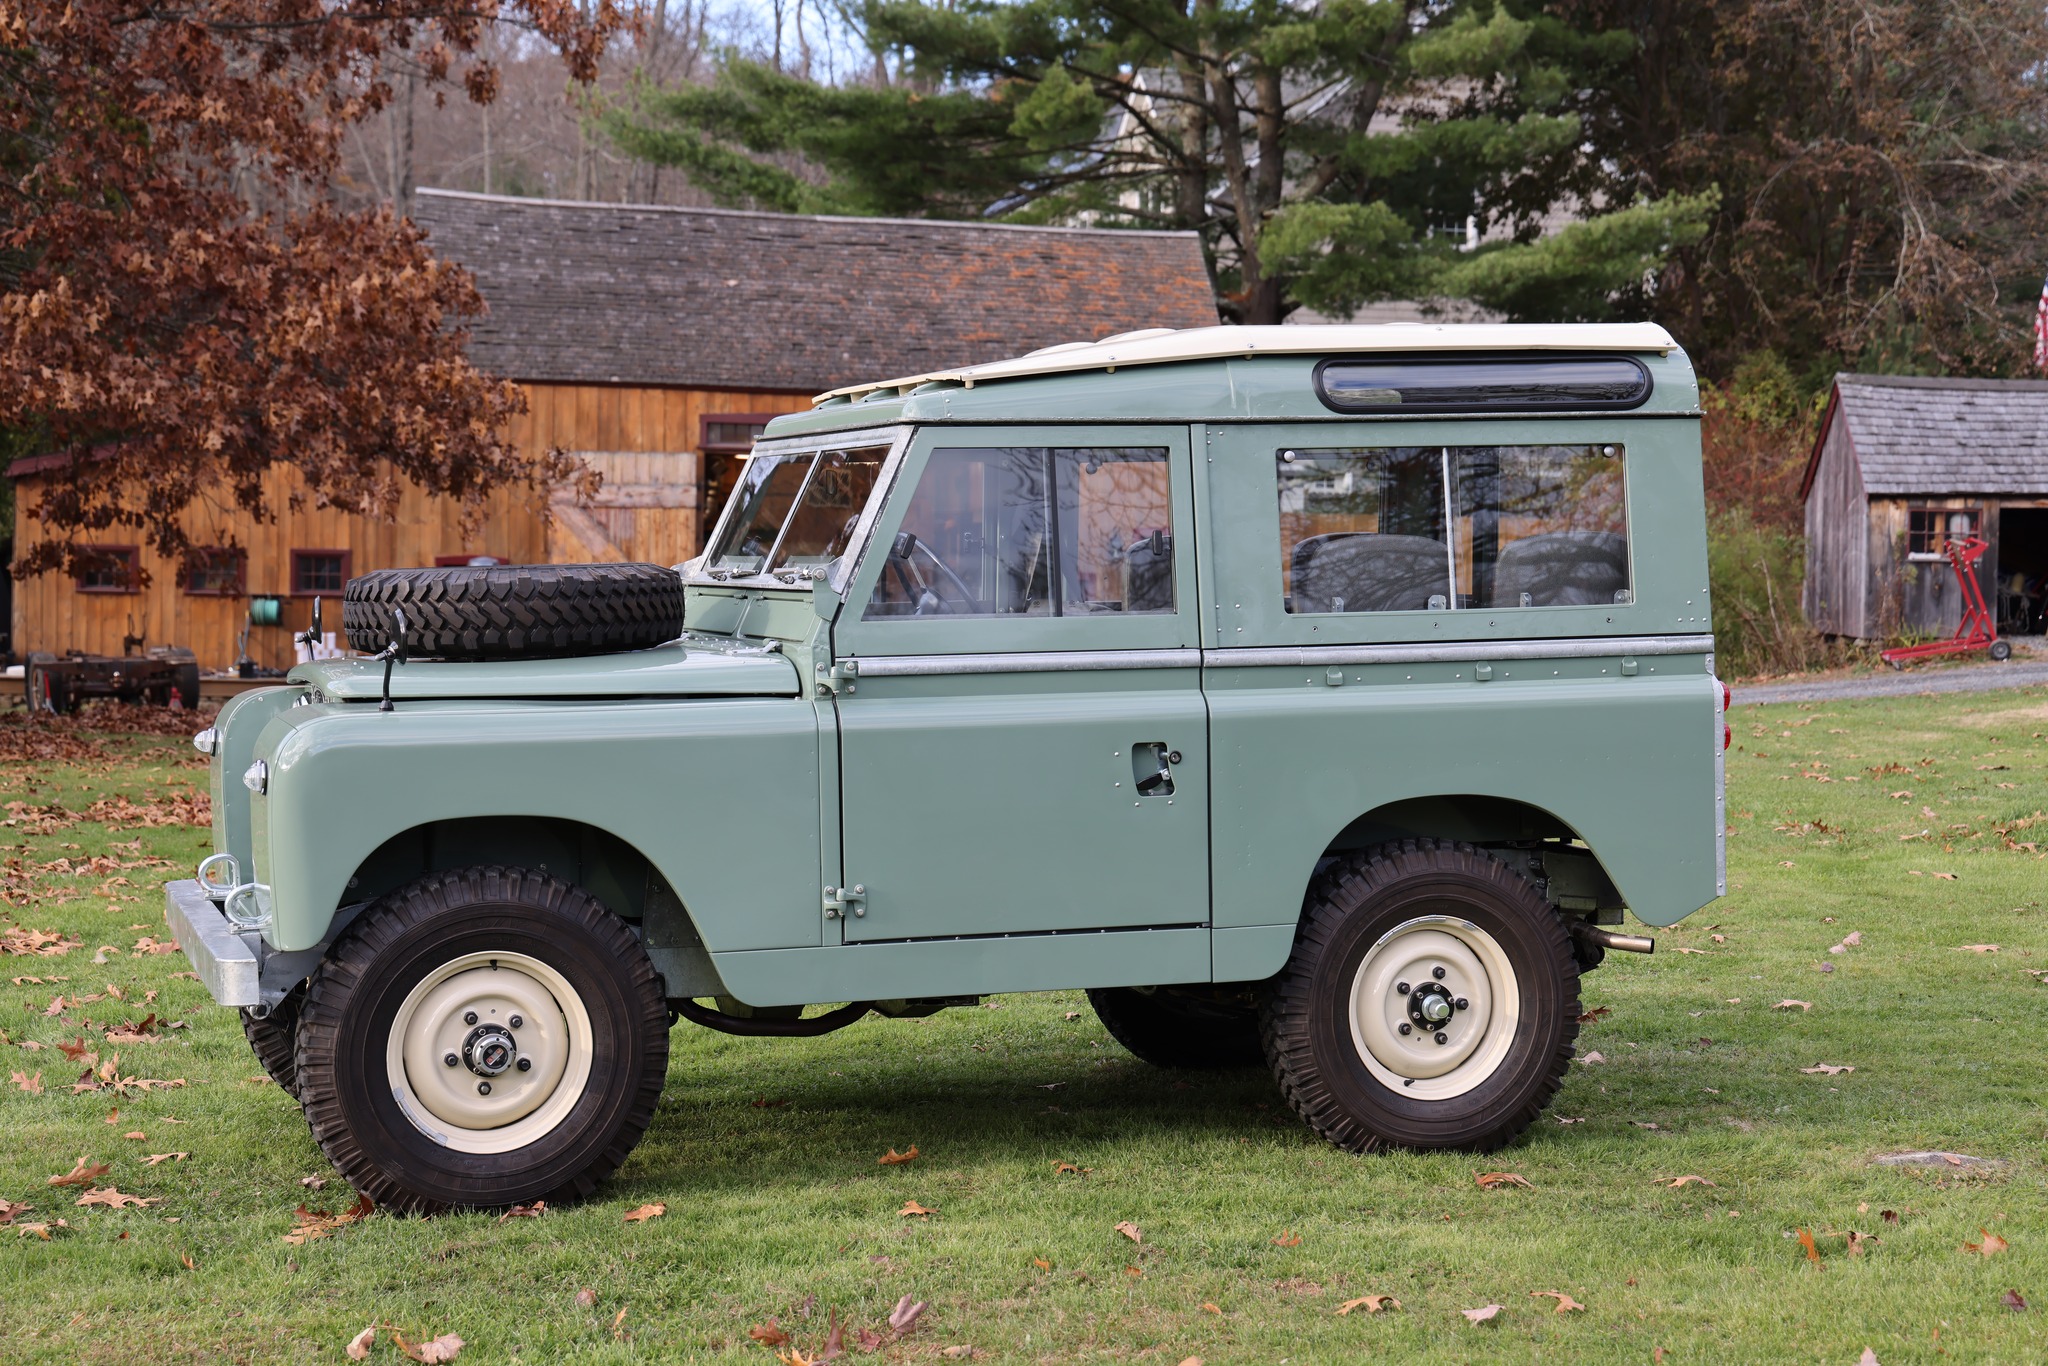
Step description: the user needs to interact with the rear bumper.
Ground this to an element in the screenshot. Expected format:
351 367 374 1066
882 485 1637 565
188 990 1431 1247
164 879 259 1008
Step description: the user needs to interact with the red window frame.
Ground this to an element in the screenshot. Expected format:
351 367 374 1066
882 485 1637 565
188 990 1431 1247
182 547 247 596
291 548 352 596
74 545 141 594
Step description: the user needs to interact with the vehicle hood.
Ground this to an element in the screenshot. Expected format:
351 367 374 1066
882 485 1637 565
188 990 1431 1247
289 640 801 701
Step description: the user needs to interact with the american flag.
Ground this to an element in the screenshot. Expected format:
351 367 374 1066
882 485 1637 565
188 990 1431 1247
2036 269 2048 372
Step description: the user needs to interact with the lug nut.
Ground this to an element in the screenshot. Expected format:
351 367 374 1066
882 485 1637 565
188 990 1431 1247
1398 1022 1412 1036
1396 982 1410 995
1434 1031 1448 1045
1431 966 1446 980
516 1057 532 1072
477 1081 492 1096
463 1010 478 1026
509 1014 523 1029
1455 997 1469 1010
444 1053 459 1067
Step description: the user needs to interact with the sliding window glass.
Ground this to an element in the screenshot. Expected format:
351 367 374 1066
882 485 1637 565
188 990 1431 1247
1277 444 1629 613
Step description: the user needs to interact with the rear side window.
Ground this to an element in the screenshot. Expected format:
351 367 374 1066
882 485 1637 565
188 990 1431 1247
1278 444 1628 613
1315 357 1650 412
867 446 1175 618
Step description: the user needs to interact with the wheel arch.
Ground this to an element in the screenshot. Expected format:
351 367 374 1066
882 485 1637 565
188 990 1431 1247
1316 795 1626 917
340 817 725 1000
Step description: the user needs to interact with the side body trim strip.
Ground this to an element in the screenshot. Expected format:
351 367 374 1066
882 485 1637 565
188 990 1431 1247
842 634 1714 677
1206 633 1715 669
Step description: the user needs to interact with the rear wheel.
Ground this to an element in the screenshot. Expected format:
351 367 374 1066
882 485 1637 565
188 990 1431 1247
24 654 68 715
1262 839 1579 1153
295 866 669 1211
1087 986 1263 1068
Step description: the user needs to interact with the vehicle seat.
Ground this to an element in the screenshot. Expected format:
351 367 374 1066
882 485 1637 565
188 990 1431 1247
1491 531 1629 607
1291 534 1451 613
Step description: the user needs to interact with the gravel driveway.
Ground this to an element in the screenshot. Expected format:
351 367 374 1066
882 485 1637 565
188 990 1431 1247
1736 654 2048 706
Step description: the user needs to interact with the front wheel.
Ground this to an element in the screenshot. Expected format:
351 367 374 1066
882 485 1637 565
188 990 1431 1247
1261 840 1579 1153
295 867 669 1211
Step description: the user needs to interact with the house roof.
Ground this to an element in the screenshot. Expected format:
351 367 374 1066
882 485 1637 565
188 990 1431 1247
410 189 1218 392
817 321 1678 402
1802 372 2048 499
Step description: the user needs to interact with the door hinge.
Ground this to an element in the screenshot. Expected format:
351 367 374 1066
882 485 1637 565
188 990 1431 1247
817 659 859 696
823 883 866 919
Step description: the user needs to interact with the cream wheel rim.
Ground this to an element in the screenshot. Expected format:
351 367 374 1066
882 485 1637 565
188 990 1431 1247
1347 915 1520 1101
386 951 593 1155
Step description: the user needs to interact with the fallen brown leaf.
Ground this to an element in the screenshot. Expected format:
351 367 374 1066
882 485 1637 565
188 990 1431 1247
877 1146 919 1166
1578 1051 1606 1064
888 1294 926 1335
284 1193 373 1244
1531 1290 1585 1313
11 1069 42 1094
1032 1257 1051 1270
576 1288 597 1308
1271 1229 1301 1247
1963 1228 2009 1257
1051 1161 1091 1176
1576 1006 1611 1024
47 1157 108 1188
1475 1172 1534 1190
1797 1227 1821 1263
1800 1063 1855 1076
345 1326 376 1361
2002 1289 2028 1311
1114 1219 1142 1242
749 1318 791 1347
1773 1000 1812 1012
392 1330 463 1363
74 1186 160 1209
1957 944 2001 953
1461 1304 1503 1323
179 1250 196 1270
15 1219 67 1238
498 1201 545 1222
621 1203 666 1223
1335 1294 1399 1315
1662 1175 1716 1188
1199 1301 1222 1314
899 1200 936 1218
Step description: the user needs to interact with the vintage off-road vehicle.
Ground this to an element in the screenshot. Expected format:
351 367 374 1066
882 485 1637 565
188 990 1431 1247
167 323 1725 1210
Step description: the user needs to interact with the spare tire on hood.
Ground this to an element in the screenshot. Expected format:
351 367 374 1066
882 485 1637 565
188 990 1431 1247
342 563 686 661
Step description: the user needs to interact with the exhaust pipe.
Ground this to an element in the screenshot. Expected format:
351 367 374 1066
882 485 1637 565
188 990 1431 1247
1569 921 1654 955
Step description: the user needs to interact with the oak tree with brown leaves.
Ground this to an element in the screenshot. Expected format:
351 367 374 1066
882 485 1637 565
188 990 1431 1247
1 0 629 580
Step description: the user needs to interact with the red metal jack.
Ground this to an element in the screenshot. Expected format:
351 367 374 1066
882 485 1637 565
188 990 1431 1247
1880 536 2012 668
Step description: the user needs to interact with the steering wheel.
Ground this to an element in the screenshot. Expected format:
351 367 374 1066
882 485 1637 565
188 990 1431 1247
891 535 981 614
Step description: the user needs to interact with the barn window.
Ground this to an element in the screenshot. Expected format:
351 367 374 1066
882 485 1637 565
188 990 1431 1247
183 548 245 596
291 549 351 595
1907 509 1977 561
75 546 141 594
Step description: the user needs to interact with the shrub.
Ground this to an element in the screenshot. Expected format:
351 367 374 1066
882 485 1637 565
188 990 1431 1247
1707 507 1859 677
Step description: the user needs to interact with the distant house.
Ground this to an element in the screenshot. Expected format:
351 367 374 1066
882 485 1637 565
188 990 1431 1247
1800 374 2048 640
8 190 1217 669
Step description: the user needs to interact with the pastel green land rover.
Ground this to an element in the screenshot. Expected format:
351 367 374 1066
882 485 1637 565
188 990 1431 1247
167 323 1725 1210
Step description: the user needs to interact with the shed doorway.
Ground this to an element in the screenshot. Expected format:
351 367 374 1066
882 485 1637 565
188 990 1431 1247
1998 507 2048 636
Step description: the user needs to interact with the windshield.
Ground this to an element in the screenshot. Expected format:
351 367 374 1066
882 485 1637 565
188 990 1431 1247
706 444 890 575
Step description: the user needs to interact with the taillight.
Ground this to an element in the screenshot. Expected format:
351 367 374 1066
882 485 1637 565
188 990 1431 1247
1724 724 1732 750
1721 682 1732 713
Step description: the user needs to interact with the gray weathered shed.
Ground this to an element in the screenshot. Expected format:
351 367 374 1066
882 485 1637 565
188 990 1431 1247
1800 374 2048 640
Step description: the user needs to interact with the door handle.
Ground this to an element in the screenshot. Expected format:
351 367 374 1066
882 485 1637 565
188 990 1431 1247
1132 742 1176 796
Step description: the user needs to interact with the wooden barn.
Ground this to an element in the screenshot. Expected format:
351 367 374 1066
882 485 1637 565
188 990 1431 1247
7 190 1217 671
1801 373 2048 641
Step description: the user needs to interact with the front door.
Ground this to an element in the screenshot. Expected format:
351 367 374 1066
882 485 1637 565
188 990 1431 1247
830 426 1208 944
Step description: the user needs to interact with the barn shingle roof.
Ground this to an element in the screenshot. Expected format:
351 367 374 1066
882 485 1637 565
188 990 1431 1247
411 189 1218 393
1823 372 2048 496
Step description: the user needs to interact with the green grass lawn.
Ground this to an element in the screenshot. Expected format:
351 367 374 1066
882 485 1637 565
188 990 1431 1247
3 689 2047 1364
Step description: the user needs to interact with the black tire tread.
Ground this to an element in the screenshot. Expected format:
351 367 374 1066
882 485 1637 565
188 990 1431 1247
294 866 669 1212
1087 987 1264 1069
241 984 305 1097
341 563 684 661
1260 838 1580 1154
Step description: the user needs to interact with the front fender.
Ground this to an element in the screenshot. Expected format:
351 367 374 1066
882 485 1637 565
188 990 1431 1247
252 697 821 954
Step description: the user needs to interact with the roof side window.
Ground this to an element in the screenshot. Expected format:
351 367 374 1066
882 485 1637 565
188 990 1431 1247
1315 357 1650 413
1278 444 1630 613
866 446 1175 618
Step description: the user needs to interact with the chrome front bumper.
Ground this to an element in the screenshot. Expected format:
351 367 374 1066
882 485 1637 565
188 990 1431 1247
165 879 260 1008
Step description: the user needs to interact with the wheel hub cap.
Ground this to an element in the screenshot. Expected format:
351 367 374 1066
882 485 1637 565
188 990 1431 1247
1347 914 1522 1102
387 951 593 1155
463 1024 517 1077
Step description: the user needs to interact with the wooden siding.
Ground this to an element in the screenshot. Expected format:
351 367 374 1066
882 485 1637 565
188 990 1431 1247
1803 416 1869 637
10 382 813 671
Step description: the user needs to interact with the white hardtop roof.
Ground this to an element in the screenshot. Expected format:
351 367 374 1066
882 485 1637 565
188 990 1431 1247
816 321 1678 404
